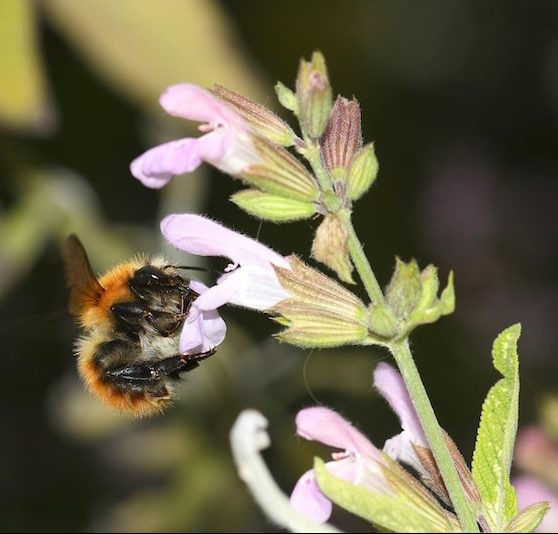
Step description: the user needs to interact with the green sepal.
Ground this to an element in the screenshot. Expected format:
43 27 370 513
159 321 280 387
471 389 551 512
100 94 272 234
406 270 455 328
275 81 297 113
314 459 457 533
504 502 550 533
368 303 399 339
231 190 316 222
274 319 368 348
241 137 319 202
346 143 378 201
385 257 422 319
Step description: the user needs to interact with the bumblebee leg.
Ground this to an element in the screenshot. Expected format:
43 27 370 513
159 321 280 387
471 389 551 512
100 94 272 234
104 347 216 386
111 301 188 337
110 301 148 335
154 347 217 376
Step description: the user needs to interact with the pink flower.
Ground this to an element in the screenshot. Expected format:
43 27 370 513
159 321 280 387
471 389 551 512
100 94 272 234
290 363 426 522
131 84 261 189
180 279 227 355
374 361 429 475
290 407 390 522
161 213 291 353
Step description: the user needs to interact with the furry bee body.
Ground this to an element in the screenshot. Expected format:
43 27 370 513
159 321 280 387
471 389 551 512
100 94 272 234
64 235 215 416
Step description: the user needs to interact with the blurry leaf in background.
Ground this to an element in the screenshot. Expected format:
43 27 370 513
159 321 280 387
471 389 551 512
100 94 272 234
0 0 54 132
42 0 268 114
0 166 149 299
541 394 558 443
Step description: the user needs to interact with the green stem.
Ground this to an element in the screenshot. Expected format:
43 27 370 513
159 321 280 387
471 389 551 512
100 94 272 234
339 210 385 305
340 213 479 532
389 340 479 533
301 137 333 193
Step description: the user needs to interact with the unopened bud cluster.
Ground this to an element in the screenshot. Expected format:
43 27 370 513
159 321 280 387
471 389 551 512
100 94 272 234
212 51 379 283
368 258 455 342
210 52 457 350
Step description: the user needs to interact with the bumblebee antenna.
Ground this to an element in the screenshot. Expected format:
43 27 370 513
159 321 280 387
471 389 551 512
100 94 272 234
172 265 224 277
172 265 209 272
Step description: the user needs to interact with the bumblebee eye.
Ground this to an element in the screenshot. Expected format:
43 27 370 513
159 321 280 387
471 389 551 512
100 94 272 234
132 266 163 287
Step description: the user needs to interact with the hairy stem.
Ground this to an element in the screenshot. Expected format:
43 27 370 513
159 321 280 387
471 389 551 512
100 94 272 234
339 210 385 305
342 215 479 532
301 137 334 193
389 339 479 532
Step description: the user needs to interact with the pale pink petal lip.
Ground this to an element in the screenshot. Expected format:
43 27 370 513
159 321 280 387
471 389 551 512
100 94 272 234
178 307 227 354
192 275 240 311
160 214 290 269
373 362 427 446
130 138 203 188
296 407 379 458
160 83 248 129
179 310 204 354
290 469 332 523
179 280 227 354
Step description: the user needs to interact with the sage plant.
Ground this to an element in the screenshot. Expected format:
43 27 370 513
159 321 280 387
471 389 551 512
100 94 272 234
130 52 549 532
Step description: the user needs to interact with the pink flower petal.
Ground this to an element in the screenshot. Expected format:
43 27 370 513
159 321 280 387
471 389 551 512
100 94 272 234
130 138 203 188
290 469 333 523
290 456 361 523
161 214 290 269
196 127 260 175
160 83 248 131
197 308 227 347
192 275 241 311
295 407 380 459
178 280 227 353
189 279 210 295
179 308 205 354
373 362 427 447
179 306 226 354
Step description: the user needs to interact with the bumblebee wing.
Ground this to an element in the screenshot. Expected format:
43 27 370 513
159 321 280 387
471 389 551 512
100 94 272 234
63 234 104 316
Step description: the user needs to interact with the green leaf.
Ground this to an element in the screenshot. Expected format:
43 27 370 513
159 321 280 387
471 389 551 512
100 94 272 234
231 190 316 222
43 0 266 111
472 324 522 531
505 501 550 533
314 459 456 533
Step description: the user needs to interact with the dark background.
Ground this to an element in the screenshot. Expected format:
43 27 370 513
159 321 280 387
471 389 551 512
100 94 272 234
1 1 557 531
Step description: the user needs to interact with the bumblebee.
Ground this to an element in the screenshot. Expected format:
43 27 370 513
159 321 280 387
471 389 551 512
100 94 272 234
63 235 215 417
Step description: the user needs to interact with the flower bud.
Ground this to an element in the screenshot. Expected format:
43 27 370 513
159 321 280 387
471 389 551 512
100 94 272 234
311 214 354 284
271 256 367 348
240 137 319 202
274 81 297 112
322 96 362 181
296 51 332 139
382 258 455 338
213 84 298 147
346 143 378 201
231 189 316 222
385 257 422 319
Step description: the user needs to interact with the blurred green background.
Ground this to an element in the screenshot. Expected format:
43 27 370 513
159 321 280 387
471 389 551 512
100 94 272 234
1 0 558 531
